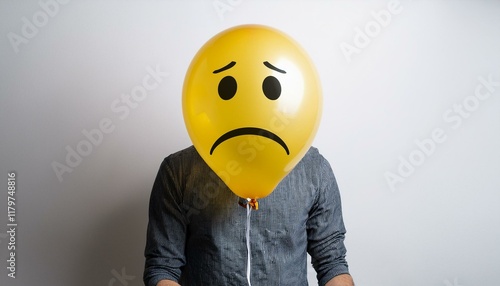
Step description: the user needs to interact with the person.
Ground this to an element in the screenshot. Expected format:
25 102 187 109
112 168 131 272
143 145 354 286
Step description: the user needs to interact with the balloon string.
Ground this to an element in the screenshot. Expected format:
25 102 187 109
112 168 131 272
246 202 252 286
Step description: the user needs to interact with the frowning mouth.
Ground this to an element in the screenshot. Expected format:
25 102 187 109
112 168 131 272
210 127 289 155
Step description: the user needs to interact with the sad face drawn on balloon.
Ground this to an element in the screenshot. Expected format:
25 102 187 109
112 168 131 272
210 60 290 156
183 25 322 200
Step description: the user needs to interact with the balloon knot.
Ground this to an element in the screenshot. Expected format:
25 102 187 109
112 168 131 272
238 198 259 210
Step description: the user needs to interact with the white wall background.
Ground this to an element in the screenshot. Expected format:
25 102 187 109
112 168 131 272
1 1 500 285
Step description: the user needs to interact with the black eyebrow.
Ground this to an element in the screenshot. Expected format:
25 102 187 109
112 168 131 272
263 61 286 74
213 61 236 74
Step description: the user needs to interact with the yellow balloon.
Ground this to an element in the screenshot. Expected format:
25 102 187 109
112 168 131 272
182 25 322 201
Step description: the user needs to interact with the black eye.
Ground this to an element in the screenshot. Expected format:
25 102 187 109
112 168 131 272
262 76 281 100
218 76 237 100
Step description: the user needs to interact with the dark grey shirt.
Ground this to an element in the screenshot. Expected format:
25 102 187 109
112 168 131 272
144 146 349 286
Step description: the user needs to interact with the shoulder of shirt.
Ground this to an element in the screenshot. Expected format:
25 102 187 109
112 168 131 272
306 145 319 157
302 146 328 165
164 145 197 158
303 146 335 176
161 145 200 165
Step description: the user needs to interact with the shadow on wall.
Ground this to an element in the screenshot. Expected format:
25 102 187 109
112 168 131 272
77 191 150 286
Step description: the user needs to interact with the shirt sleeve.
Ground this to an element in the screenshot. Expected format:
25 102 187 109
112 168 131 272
143 157 188 286
306 156 350 286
